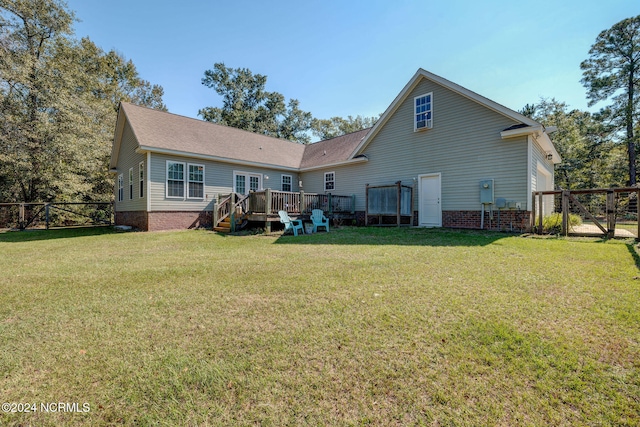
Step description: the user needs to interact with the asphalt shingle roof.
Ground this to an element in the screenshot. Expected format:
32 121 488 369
119 103 369 170
121 103 306 169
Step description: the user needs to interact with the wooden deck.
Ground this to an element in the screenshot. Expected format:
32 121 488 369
214 190 356 232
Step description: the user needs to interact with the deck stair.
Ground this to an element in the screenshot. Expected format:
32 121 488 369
213 216 233 233
213 193 250 233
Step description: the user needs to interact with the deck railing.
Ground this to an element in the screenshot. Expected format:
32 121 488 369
247 190 355 216
214 193 249 230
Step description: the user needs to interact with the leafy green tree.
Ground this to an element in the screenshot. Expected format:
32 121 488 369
521 99 624 189
311 115 378 140
0 0 165 203
199 63 313 143
580 15 640 186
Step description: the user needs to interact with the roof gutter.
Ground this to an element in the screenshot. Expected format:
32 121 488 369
500 125 562 163
299 156 369 172
136 146 301 172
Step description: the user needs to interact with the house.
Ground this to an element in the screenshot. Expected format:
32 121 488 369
109 68 560 231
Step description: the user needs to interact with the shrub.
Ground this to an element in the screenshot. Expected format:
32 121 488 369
542 213 582 234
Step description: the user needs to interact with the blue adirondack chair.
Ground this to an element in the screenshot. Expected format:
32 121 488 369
278 210 304 236
310 209 329 233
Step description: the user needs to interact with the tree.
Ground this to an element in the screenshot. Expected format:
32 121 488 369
580 15 640 186
311 115 378 140
520 98 623 189
0 0 165 203
199 63 313 143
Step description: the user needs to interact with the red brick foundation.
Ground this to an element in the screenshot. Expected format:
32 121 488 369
355 210 531 231
443 210 531 232
115 211 148 231
115 211 212 231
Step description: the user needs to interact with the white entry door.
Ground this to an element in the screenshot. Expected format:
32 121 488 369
419 173 441 227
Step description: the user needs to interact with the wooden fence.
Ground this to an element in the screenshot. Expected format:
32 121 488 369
0 202 113 230
365 182 413 226
531 187 639 238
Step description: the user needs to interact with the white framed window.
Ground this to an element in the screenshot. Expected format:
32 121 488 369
324 172 335 192
117 174 124 202
128 168 134 199
233 171 262 195
414 92 433 131
188 164 205 199
166 161 206 199
139 162 144 198
166 161 185 198
281 174 292 192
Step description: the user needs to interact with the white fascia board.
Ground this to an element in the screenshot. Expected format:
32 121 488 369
501 125 561 163
352 68 542 158
136 146 300 172
536 133 562 164
299 156 369 172
500 125 544 139
109 104 127 170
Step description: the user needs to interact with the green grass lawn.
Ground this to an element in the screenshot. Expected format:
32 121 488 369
0 227 638 426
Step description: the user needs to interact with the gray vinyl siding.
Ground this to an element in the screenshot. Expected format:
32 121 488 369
148 153 299 211
301 77 530 212
114 121 147 212
531 138 555 192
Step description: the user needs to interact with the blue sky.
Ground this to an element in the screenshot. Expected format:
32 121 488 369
67 0 636 121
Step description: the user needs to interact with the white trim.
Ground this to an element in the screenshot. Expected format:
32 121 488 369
138 146 299 172
128 168 134 200
166 160 186 199
501 125 561 163
536 162 553 217
324 171 335 192
117 174 124 202
146 152 151 211
109 104 127 171
352 68 545 157
413 92 433 131
281 174 293 192
138 161 144 199
536 161 553 192
233 170 263 195
527 136 532 209
187 163 205 200
299 156 368 172
418 173 442 227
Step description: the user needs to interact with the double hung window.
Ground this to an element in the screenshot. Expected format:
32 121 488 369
414 93 433 130
167 161 206 199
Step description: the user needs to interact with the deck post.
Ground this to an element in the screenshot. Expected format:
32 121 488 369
637 189 640 241
351 194 356 215
212 200 219 230
327 193 333 216
300 190 305 214
229 193 236 233
265 188 272 233
606 190 615 239
365 184 369 226
561 191 569 236
530 192 535 232
537 192 543 235
396 181 401 227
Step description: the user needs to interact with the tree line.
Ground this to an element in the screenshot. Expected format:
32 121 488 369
0 0 638 203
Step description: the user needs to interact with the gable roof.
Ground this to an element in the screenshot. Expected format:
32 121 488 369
299 128 371 170
351 68 561 163
111 102 372 172
110 68 561 173
111 103 307 171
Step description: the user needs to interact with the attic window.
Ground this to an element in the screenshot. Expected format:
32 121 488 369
414 93 432 131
